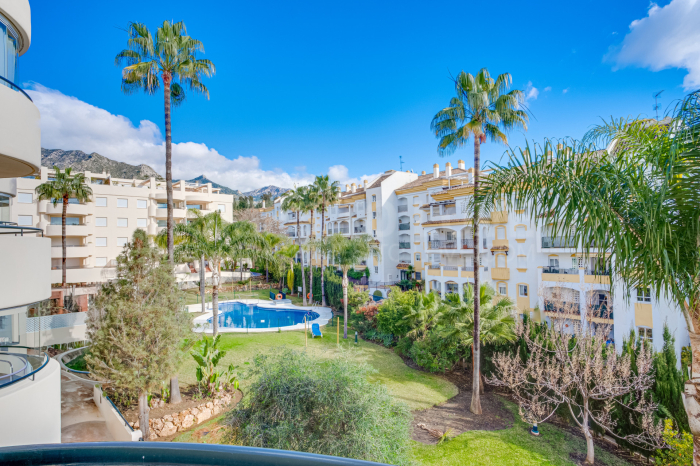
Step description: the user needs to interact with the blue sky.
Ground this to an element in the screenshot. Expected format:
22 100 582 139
22 0 698 191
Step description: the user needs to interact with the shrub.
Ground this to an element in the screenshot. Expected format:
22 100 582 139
408 332 460 373
373 290 383 297
356 303 380 321
395 337 413 357
190 334 239 397
226 349 411 465
654 419 692 465
375 287 418 337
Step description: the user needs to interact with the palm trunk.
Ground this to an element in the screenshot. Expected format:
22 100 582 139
62 196 67 288
200 254 206 314
309 209 314 303
682 297 700 466
342 270 349 339
298 211 307 305
471 137 482 415
164 73 174 265
212 264 220 336
321 205 326 306
170 376 182 404
139 390 150 441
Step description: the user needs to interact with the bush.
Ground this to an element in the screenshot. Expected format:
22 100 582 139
654 419 692 465
394 337 413 357
408 332 460 373
375 287 419 337
373 290 383 297
226 349 411 465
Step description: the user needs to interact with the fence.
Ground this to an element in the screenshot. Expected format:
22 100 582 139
26 312 88 333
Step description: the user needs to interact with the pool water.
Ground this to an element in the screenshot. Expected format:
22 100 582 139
209 302 320 329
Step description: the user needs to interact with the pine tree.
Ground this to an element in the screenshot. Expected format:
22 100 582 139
86 229 192 440
653 326 689 432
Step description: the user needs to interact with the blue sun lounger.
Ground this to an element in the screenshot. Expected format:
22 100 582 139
311 323 322 338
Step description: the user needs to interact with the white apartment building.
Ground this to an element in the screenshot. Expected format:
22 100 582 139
0 0 62 446
269 160 689 359
9 166 235 286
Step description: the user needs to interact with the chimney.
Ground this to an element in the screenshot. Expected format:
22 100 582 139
345 184 349 192
457 160 465 170
351 183 356 193
363 179 368 190
433 163 439 179
421 170 426 175
445 162 452 177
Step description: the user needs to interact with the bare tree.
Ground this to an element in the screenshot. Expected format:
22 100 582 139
233 208 284 235
488 290 664 465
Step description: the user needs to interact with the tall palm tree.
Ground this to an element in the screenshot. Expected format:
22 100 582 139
116 21 215 264
302 186 320 303
35 167 93 288
313 175 340 306
481 91 700 456
227 220 265 284
281 186 308 304
328 234 380 338
440 283 516 392
261 232 285 283
431 68 527 415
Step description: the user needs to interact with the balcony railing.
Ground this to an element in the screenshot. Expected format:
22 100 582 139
339 228 349 234
429 240 457 250
543 266 578 275
398 223 410 231
0 347 49 389
354 226 366 233
286 232 296 237
461 238 474 249
399 242 411 249
585 268 610 276
428 264 441 269
592 303 613 319
398 205 408 212
541 236 577 248
0 223 44 237
544 301 581 315
443 266 458 271
0 75 33 102
461 266 475 272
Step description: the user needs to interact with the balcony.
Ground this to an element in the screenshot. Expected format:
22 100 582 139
0 82 41 178
339 227 349 234
544 301 581 317
491 267 510 280
354 226 366 233
46 225 89 237
0 225 51 309
543 266 578 275
398 223 410 231
584 268 611 285
399 242 411 249
50 267 117 284
396 262 411 270
541 236 577 248
286 232 296 238
155 208 187 219
542 266 580 283
45 203 92 216
429 240 457 250
51 245 91 259
398 205 408 212
461 238 474 249
153 190 187 202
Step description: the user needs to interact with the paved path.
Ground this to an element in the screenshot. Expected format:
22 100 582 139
60 371 114 442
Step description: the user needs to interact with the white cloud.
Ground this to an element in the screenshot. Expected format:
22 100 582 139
543 86 552 92
563 88 570 94
328 165 383 190
524 81 539 101
26 84 374 192
609 0 700 90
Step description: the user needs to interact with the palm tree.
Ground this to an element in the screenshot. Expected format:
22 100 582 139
431 68 527 415
261 232 285 283
227 221 265 284
328 234 380 338
116 21 215 264
281 186 308 304
35 167 93 288
440 283 516 392
481 91 700 455
301 186 320 303
402 292 442 341
274 244 300 289
313 175 340 306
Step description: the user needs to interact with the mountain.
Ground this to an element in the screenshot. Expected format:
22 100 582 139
41 148 161 179
185 175 240 196
242 185 289 200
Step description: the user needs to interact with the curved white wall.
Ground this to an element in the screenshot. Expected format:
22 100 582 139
0 235 51 309
0 0 31 55
0 358 61 446
0 177 16 197
0 85 41 178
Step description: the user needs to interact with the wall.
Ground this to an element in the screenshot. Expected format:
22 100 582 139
93 385 142 441
0 235 51 309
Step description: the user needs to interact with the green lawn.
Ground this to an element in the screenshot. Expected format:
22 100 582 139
183 287 306 307
178 318 457 411
411 400 631 466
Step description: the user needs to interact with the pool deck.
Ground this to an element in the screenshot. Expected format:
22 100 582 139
190 299 333 333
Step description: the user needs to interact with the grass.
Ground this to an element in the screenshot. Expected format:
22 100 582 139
411 400 632 466
178 316 457 411
183 286 306 307
65 353 88 372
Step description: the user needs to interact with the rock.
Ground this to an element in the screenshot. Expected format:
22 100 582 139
149 431 158 440
160 421 177 437
134 420 139 429
196 407 212 423
206 402 214 409
153 418 164 431
181 414 195 429
213 406 221 415
191 407 200 416
164 414 173 422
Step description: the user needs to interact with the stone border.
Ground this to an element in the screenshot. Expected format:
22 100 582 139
192 299 333 333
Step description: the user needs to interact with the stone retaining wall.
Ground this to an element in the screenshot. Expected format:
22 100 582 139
131 392 233 440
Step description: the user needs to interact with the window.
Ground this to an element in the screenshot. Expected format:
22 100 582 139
519 284 529 297
95 217 107 227
137 199 147 209
375 266 378 273
117 218 128 227
415 272 421 280
218 204 226 212
515 225 526 240
499 284 507 295
638 327 653 342
117 237 128 247
96 237 107 247
372 212 376 219
96 197 107 207
496 226 506 240
157 220 166 227
413 196 419 205
17 215 32 226
95 257 107 267
414 234 420 243
496 254 506 268
17 192 32 203
549 256 559 267
637 287 651 303
373 230 376 237
572 257 579 268
137 218 147 228
51 217 79 225
372 195 376 202
517 255 526 268
413 214 420 223
415 252 421 261
117 199 128 208
157 203 167 209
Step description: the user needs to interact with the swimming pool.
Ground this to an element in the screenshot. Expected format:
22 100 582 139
209 302 320 330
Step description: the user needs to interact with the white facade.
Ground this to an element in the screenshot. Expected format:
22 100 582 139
0 0 62 447
10 167 235 285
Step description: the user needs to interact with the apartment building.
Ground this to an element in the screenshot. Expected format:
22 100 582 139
10 166 235 287
0 0 62 446
269 160 689 359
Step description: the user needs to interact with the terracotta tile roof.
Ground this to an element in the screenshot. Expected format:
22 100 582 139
397 168 470 191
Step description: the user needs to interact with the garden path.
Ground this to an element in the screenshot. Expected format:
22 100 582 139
60 372 113 442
